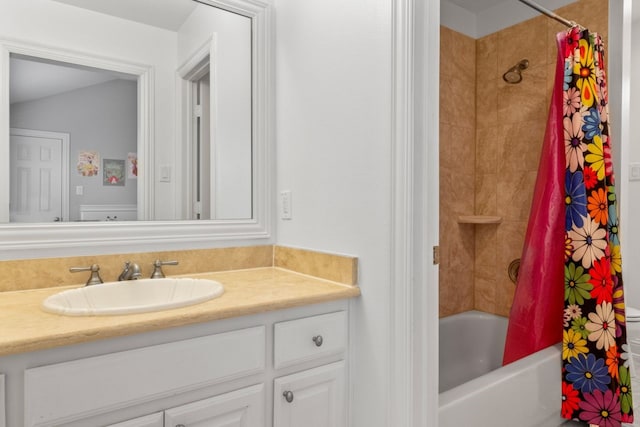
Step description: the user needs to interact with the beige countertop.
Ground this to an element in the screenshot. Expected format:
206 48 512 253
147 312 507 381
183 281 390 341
0 267 360 357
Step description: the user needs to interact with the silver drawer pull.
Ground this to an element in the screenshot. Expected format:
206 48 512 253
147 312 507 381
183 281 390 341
176 424 185 427
312 335 324 347
283 390 294 403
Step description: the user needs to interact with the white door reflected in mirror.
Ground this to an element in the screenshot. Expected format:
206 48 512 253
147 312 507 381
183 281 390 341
9 128 69 222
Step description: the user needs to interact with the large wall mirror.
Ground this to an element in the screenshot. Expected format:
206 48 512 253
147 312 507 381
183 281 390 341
0 0 273 258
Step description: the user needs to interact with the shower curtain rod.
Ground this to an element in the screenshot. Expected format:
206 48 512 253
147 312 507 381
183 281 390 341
517 0 579 28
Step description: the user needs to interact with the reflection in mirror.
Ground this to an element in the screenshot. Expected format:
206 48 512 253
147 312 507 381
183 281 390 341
10 55 138 222
0 0 272 257
2 0 252 223
176 6 252 221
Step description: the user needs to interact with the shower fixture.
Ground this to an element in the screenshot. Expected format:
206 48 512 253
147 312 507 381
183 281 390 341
508 258 520 284
503 59 529 84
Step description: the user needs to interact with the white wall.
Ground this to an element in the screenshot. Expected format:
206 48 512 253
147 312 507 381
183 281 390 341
624 6 640 308
11 79 138 221
274 0 393 425
0 0 178 219
606 0 639 310
177 5 252 220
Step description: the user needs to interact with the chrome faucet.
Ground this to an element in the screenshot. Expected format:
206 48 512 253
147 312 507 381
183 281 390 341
118 261 142 281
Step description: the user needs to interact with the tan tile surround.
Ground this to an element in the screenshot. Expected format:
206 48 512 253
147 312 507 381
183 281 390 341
439 0 608 318
0 245 358 292
274 246 357 286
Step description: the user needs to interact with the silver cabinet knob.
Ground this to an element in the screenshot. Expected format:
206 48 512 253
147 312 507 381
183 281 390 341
283 390 294 403
312 335 323 347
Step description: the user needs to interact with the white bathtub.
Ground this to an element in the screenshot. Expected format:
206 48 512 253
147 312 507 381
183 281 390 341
438 311 564 427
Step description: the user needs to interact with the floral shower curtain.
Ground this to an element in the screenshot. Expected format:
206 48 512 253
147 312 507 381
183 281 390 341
503 26 633 426
561 26 633 426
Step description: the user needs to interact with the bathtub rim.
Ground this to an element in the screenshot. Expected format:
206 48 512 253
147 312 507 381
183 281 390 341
439 342 561 409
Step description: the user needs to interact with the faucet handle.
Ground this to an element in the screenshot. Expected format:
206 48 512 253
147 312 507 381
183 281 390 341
151 260 179 279
70 264 103 286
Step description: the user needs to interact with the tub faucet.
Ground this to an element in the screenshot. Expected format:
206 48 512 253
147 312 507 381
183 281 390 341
118 261 142 281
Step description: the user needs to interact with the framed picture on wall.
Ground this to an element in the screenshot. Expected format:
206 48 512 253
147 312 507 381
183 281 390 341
103 159 125 186
127 152 138 179
77 150 100 177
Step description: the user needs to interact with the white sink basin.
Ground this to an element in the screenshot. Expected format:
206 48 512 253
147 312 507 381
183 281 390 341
42 278 224 316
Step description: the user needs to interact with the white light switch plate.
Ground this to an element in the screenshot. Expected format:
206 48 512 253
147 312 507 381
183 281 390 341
159 165 172 183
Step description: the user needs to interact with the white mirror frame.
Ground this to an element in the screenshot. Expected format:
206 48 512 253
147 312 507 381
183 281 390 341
0 0 273 260
0 41 154 224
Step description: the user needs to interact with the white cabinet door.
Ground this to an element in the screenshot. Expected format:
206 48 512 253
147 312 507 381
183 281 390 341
107 412 163 427
164 384 264 427
273 361 345 427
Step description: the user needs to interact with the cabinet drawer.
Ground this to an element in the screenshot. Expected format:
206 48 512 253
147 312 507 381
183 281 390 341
274 311 347 369
24 326 265 427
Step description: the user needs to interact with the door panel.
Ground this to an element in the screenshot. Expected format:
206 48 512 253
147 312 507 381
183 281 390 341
107 412 163 427
9 129 68 222
164 384 264 427
273 361 345 427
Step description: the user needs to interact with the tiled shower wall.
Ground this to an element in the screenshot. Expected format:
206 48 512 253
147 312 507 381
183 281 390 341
439 26 476 317
439 0 609 318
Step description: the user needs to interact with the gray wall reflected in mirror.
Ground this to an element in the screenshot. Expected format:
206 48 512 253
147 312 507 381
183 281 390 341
4 0 252 223
10 57 138 222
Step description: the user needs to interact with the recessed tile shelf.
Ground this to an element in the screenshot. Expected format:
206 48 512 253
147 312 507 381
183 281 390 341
457 215 503 224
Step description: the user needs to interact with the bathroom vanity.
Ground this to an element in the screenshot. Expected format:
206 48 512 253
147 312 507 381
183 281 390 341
0 267 359 427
